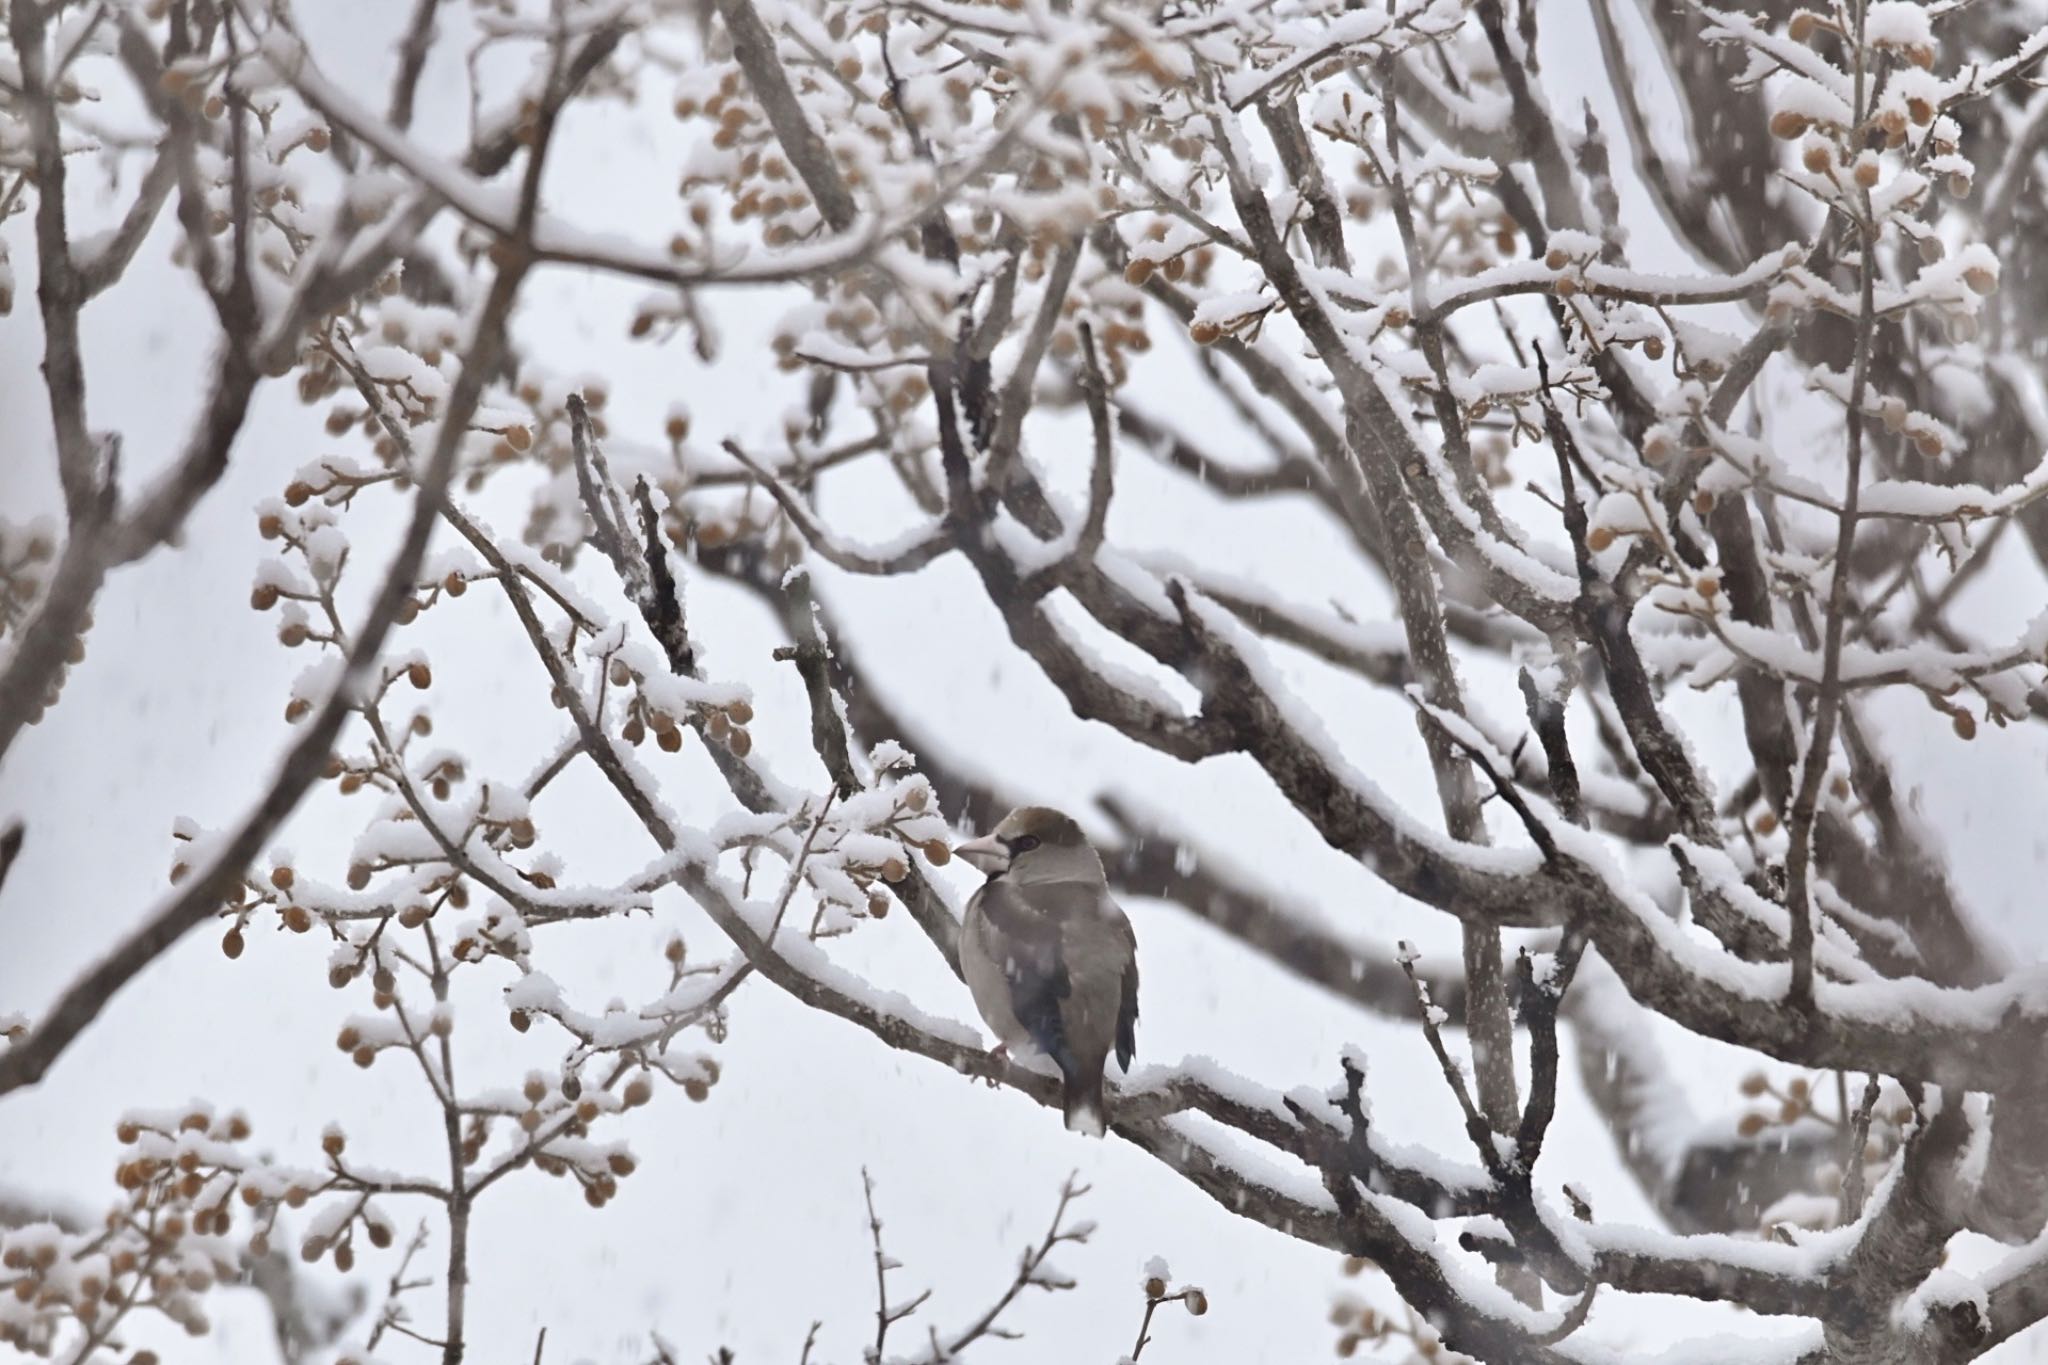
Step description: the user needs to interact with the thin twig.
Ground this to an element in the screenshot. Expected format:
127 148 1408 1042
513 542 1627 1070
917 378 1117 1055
864 1169 933 1362
1840 1074 1884 1223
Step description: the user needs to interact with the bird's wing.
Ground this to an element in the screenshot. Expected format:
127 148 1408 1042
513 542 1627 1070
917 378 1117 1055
1033 882 1138 1073
972 879 1074 1070
1116 914 1139 1072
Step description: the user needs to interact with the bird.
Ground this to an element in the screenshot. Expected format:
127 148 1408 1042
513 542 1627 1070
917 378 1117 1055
953 807 1138 1136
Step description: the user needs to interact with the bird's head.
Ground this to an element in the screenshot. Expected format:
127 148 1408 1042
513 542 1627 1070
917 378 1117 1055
953 807 1104 887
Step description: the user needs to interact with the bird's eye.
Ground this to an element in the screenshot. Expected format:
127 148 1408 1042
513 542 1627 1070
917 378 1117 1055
1012 834 1041 853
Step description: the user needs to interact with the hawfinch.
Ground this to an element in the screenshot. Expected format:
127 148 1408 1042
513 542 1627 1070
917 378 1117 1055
953 807 1138 1136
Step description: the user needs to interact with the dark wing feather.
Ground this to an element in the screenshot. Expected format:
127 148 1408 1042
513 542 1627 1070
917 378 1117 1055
975 880 1074 1070
1116 946 1139 1073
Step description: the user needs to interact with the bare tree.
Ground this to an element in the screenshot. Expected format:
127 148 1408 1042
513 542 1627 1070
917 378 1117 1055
7 0 2048 1361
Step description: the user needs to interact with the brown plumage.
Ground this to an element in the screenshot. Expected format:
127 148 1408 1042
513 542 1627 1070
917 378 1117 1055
954 808 1139 1136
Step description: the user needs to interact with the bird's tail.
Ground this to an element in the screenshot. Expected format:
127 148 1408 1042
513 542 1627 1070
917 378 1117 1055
1062 1066 1108 1137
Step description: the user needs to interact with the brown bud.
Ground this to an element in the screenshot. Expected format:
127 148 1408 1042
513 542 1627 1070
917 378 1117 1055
347 863 371 891
1737 1111 1770 1138
352 1044 376 1068
1964 265 1998 296
323 1129 346 1157
222 928 245 960
683 1078 709 1102
1953 710 1977 740
880 856 909 884
624 1077 654 1107
1801 143 1831 175
367 1222 393 1249
251 584 280 611
510 1009 532 1033
1144 1276 1168 1298
728 699 755 724
921 840 952 866
665 937 687 964
727 728 752 757
657 726 684 753
1769 110 1810 140
1123 258 1155 286
524 1075 547 1103
283 481 314 507
1585 526 1616 553
1189 321 1220 345
1185 1289 1208 1316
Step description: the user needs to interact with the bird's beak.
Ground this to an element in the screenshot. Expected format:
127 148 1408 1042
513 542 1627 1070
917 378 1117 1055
953 833 1010 875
